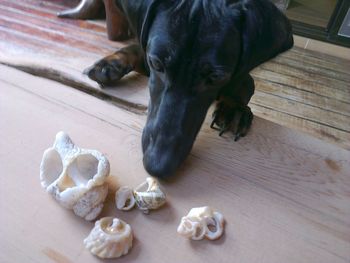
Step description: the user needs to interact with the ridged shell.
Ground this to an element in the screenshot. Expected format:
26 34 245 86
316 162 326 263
84 217 133 259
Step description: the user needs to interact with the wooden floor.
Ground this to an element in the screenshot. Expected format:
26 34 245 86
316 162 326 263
0 0 349 149
1 65 350 263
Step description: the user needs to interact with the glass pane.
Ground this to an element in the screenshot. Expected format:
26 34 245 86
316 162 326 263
338 8 350 38
286 0 338 28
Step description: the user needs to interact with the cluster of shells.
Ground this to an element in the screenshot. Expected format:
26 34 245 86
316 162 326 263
115 177 166 214
40 132 225 259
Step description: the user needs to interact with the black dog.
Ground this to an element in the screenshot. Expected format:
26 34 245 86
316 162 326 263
76 0 293 178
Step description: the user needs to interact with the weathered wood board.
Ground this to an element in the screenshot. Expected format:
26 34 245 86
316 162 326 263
1 65 350 263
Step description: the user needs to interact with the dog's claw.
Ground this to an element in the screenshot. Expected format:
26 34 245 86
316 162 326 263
219 124 227 136
210 100 253 141
210 119 216 129
234 133 241 141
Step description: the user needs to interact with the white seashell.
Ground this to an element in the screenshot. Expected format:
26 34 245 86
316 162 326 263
133 177 166 214
177 206 225 241
115 186 136 211
84 217 133 259
115 177 166 214
40 131 110 220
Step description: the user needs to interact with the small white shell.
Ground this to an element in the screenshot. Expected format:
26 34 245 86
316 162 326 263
115 177 166 214
115 186 135 211
177 206 225 240
40 132 110 220
84 217 133 259
133 177 166 213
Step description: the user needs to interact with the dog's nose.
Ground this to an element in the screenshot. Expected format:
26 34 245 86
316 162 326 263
142 148 179 178
142 130 182 178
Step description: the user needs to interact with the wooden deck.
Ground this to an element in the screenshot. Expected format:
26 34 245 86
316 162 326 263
1 0 349 149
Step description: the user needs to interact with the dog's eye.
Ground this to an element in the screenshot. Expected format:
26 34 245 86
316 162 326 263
148 55 164 73
207 72 228 85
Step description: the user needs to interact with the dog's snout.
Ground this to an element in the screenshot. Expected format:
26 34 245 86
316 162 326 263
142 130 181 178
143 149 178 178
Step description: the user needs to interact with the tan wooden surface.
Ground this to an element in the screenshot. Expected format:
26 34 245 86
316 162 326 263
1 65 350 263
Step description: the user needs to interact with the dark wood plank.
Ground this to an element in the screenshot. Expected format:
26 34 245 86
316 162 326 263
257 60 349 92
251 91 350 132
285 48 350 74
0 1 107 33
254 78 350 117
273 55 350 82
250 103 350 149
252 68 350 103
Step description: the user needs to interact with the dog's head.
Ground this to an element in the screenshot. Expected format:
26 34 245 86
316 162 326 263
141 0 293 178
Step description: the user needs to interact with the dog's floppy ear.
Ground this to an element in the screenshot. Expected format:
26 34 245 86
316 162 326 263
139 0 162 51
233 0 293 75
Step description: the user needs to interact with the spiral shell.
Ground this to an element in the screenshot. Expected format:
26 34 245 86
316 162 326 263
133 177 166 213
115 177 166 214
84 217 133 259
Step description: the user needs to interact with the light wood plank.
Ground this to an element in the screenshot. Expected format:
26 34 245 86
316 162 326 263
1 65 350 263
0 0 349 151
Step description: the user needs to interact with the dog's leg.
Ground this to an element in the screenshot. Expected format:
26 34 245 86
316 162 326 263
58 0 130 41
57 0 104 19
211 74 255 141
84 44 148 87
103 0 130 41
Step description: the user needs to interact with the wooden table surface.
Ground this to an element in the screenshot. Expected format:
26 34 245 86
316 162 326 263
1 65 350 263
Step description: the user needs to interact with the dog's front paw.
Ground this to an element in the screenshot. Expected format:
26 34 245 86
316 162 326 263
211 99 253 141
83 54 133 87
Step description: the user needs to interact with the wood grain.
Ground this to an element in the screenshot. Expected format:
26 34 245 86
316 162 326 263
1 65 350 263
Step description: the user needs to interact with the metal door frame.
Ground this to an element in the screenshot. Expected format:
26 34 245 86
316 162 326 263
290 0 350 47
